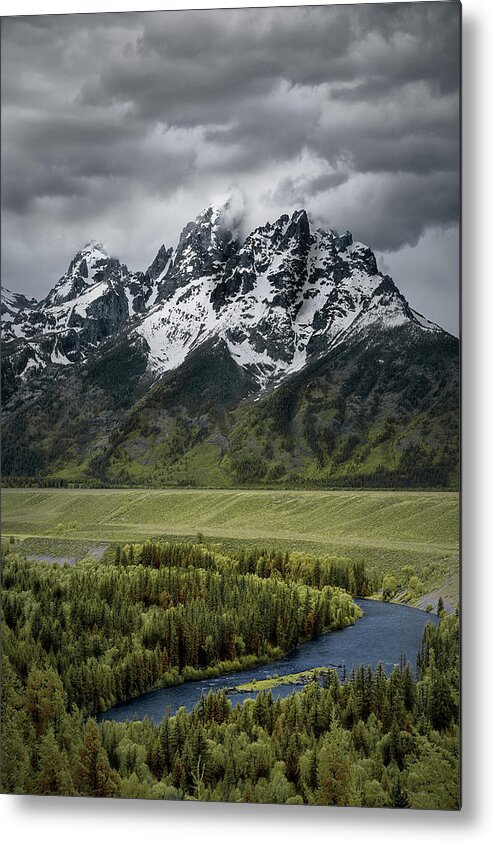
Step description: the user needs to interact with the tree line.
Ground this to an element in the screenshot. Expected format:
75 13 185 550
125 540 376 597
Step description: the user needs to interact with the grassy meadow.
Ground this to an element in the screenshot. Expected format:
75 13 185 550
2 487 459 608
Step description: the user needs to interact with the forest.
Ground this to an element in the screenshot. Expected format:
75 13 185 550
1 541 459 807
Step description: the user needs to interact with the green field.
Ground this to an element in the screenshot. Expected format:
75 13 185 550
1 487 459 607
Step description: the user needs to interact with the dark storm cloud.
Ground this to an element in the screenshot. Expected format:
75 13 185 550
204 79 458 177
78 7 352 120
77 4 459 135
1 4 460 211
3 110 197 214
1 2 460 332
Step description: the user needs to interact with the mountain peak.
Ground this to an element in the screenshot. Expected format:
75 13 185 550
166 201 241 293
75 240 109 260
284 208 311 241
291 208 309 224
82 239 107 253
146 244 173 282
41 241 124 309
194 197 243 237
3 201 445 396
194 205 218 227
66 241 111 277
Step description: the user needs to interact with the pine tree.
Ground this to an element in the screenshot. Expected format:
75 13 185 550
35 727 75 796
316 722 351 805
389 771 409 808
75 719 120 797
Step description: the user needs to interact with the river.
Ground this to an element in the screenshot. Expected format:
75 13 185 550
98 599 438 725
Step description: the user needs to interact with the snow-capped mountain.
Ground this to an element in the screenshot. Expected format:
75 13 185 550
2 202 441 396
138 205 439 386
2 241 157 381
1 201 459 488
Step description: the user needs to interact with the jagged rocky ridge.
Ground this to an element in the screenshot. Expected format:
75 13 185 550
1 203 459 488
2 204 440 392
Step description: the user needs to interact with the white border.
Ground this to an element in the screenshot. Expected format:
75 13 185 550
2 1 492 840
0 0 463 14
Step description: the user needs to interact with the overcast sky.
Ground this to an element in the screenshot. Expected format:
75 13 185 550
1 1 460 334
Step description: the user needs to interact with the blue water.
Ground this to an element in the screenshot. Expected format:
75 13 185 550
98 599 437 724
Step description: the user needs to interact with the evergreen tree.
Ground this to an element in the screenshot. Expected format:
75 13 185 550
75 720 120 797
